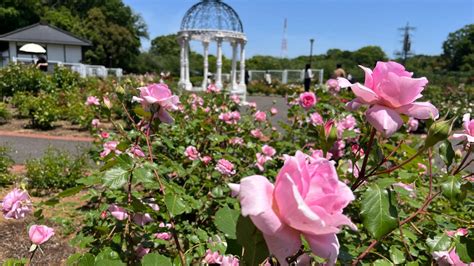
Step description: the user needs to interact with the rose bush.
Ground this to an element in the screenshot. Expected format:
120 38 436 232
0 61 472 265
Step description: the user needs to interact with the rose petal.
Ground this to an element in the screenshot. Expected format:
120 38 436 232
239 175 283 235
156 109 174 124
396 102 439 120
351 83 379 104
337 77 352 88
365 105 403 137
358 65 374 89
263 226 302 266
378 73 428 108
304 233 340 266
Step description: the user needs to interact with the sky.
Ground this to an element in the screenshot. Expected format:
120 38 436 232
123 0 474 58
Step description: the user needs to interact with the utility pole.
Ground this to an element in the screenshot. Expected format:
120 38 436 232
309 38 314 65
281 18 288 59
396 22 416 64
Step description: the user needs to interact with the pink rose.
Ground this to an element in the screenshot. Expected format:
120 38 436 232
215 159 236 176
418 163 428 175
221 255 240 266
254 111 267 122
85 96 100 106
262 145 276 157
229 137 244 146
203 249 222 264
310 149 332 160
100 131 110 139
134 83 180 124
256 153 271 172
230 151 355 265
230 94 241 104
201 155 212 165
446 228 468 237
339 61 439 137
433 248 473 266
308 112 323 126
270 107 278 115
299 92 317 109
339 115 357 130
91 119 100 128
219 111 241 125
247 102 257 109
250 129 263 139
100 141 121 158
184 146 200 161
154 232 172 240
133 213 154 226
1 188 32 219
453 113 474 142
393 182 416 198
207 84 221 93
108 204 128 220
326 79 340 93
407 117 419 132
29 225 54 245
129 145 145 158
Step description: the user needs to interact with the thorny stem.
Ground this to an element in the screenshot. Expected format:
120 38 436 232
353 152 440 265
366 140 405 177
351 128 376 191
369 148 425 177
124 164 135 262
26 246 37 266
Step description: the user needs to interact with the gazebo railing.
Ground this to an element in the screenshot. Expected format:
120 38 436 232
248 69 324 85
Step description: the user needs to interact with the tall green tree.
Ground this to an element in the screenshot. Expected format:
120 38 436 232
443 24 474 71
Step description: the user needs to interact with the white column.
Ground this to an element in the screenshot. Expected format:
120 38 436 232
184 38 192 90
239 41 246 88
178 37 185 89
216 38 223 89
230 41 238 90
202 40 209 90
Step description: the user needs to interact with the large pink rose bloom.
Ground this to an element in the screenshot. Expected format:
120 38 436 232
230 151 355 265
453 113 474 142
29 225 55 245
339 61 439 137
134 83 179 123
1 188 32 219
299 92 317 109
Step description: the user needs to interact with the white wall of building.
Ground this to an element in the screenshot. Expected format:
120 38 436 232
9 42 16 58
65 45 82 63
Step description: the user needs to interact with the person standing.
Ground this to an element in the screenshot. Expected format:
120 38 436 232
304 64 313 92
333 63 346 78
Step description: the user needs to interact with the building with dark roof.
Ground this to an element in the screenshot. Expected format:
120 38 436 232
0 22 91 67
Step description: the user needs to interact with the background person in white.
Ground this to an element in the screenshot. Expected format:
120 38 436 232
304 63 313 92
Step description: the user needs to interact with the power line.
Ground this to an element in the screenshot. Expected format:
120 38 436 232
395 22 416 63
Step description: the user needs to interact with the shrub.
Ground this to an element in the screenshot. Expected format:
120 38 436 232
52 67 83 92
25 148 88 191
0 102 11 124
0 146 14 185
0 64 53 97
11 92 60 129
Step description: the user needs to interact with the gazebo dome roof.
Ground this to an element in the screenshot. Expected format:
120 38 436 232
180 0 244 33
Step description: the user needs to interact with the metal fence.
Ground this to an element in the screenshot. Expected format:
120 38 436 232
248 69 324 85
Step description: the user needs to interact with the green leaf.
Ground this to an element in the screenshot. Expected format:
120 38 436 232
427 234 451 252
361 184 399 239
456 236 474 263
133 167 154 185
389 246 405 264
372 259 393 266
141 253 172 266
439 140 455 169
441 176 462 204
103 167 129 189
57 185 84 198
236 215 269 265
214 206 239 239
164 193 186 216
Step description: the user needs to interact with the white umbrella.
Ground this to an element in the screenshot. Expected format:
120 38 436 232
19 43 46 54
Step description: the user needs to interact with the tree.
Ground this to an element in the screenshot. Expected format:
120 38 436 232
443 24 474 71
351 46 387 67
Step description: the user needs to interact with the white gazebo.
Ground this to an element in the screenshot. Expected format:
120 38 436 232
177 0 247 100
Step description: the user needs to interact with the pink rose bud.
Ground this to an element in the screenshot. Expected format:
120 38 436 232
85 96 100 106
130 145 145 158
230 94 241 104
154 232 172 240
308 112 323 126
270 107 278 115
135 244 150 258
29 225 55 245
100 131 110 139
299 92 317 109
215 159 236 176
184 146 200 161
201 155 212 165
203 249 222 264
108 204 128 220
261 145 276 157
103 96 112 109
1 188 32 219
453 113 474 143
100 210 107 219
133 213 154 226
229 137 244 146
91 119 100 128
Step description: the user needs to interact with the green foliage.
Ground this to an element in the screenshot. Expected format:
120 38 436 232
443 24 474 71
0 64 52 97
0 146 15 185
360 183 399 239
12 92 60 129
26 148 88 191
0 102 12 124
